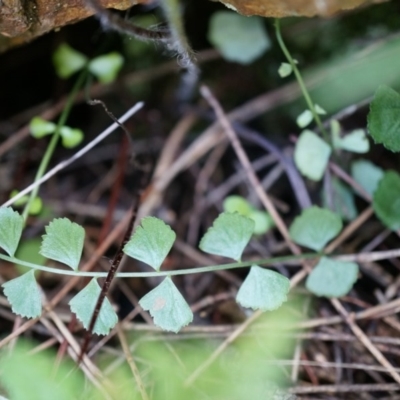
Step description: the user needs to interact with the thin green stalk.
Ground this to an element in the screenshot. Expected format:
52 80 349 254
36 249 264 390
275 19 329 142
0 252 321 278
22 69 89 221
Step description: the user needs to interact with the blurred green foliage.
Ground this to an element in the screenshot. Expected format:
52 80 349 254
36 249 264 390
0 300 302 399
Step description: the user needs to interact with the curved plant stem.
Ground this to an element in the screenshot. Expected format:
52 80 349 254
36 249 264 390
274 19 329 142
0 252 320 278
3 247 398 279
161 0 197 69
22 69 89 221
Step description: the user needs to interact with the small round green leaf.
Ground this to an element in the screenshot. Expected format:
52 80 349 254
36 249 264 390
223 195 252 216
351 159 384 197
306 257 358 298
278 63 292 78
9 191 42 215
367 85 400 152
123 217 176 271
2 270 42 318
294 130 331 181
248 210 274 235
0 207 24 257
296 110 313 128
236 266 290 311
199 212 255 261
52 43 88 79
59 126 84 148
334 129 370 153
208 11 270 65
30 117 56 138
9 190 28 207
289 206 342 251
139 277 193 333
223 197 273 235
40 218 85 270
373 170 400 230
88 52 124 83
29 197 43 215
69 278 118 336
315 104 327 115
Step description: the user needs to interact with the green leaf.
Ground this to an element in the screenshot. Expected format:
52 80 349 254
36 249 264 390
59 126 84 148
40 218 85 270
323 178 357 221
248 210 274 235
88 52 124 83
199 212 254 261
315 104 327 115
69 278 118 335
367 85 400 152
15 238 47 275
29 197 43 215
223 195 252 216
2 270 42 318
0 207 24 257
223 197 273 235
30 117 56 138
124 217 176 271
333 129 370 153
306 257 358 297
278 62 292 78
0 342 84 400
9 190 27 207
296 110 313 128
236 266 290 311
373 170 400 230
208 11 270 65
289 206 342 251
294 130 332 181
139 277 193 333
332 121 370 155
351 159 384 197
9 191 43 215
52 43 88 79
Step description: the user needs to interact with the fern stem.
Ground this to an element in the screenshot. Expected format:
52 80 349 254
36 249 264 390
274 19 329 142
0 252 321 278
22 69 88 221
161 0 197 69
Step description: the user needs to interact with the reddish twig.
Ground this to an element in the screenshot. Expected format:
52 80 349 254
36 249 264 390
77 158 153 363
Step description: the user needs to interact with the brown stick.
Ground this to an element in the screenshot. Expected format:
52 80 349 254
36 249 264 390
78 160 152 363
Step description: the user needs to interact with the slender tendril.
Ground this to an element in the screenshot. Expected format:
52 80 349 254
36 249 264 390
275 19 329 142
0 252 321 278
22 69 89 221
